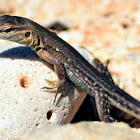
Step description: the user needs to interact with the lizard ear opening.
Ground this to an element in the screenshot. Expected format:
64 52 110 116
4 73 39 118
25 32 30 38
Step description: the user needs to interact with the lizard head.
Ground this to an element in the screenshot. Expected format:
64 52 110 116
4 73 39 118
0 15 41 48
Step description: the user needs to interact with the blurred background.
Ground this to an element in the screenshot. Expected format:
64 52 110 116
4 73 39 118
0 0 140 127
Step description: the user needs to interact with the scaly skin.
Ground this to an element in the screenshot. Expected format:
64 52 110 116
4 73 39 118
0 15 140 122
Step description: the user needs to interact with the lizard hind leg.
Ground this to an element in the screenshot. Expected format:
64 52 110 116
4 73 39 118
95 92 117 122
79 46 115 84
93 58 115 84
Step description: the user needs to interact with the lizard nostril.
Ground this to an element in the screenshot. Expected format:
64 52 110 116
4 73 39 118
25 32 30 38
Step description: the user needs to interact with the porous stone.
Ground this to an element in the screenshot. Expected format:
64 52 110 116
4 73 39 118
21 121 140 140
0 45 90 139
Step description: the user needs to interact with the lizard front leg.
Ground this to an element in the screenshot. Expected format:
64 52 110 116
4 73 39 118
37 48 67 103
54 64 66 97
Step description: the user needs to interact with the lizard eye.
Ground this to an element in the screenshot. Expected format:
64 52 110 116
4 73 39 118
5 27 14 33
25 32 30 38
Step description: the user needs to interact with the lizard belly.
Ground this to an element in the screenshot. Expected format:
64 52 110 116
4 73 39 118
65 66 99 96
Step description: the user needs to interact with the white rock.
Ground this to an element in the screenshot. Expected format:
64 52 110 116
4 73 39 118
21 121 140 140
0 45 89 139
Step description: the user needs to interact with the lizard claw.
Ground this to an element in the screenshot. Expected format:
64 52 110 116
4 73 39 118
40 78 66 105
41 87 57 93
40 79 57 92
44 79 57 86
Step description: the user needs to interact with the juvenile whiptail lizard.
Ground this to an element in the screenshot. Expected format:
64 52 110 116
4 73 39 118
0 15 140 122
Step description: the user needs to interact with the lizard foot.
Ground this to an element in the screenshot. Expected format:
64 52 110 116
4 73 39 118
53 78 66 104
41 78 66 105
41 79 57 93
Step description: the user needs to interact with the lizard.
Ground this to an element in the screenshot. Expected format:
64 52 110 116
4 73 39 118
0 15 140 122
